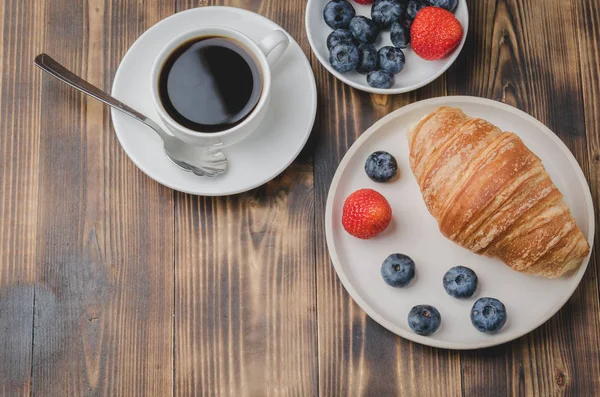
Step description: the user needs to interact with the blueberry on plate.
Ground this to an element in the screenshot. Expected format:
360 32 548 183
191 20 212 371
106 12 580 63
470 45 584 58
367 70 395 88
377 46 405 74
408 305 441 336
323 0 356 29
327 29 355 51
471 297 507 334
365 151 398 182
349 16 380 44
406 0 429 23
329 43 359 73
429 0 458 12
381 253 415 287
356 44 378 74
443 266 478 298
390 20 411 48
371 0 405 29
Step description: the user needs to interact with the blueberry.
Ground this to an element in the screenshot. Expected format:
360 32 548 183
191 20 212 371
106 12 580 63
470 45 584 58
381 253 415 287
443 266 478 299
323 0 356 29
365 151 398 182
406 0 429 23
329 43 359 73
470 298 507 334
408 305 441 336
327 29 355 51
371 0 405 29
429 0 458 12
356 44 378 74
390 20 411 48
377 46 405 74
367 70 395 88
349 16 380 44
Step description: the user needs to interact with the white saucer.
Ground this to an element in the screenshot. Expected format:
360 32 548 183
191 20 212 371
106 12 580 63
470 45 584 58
111 7 317 196
325 96 594 349
306 0 468 95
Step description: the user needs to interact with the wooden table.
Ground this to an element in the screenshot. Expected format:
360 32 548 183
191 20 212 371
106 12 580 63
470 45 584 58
1 0 599 396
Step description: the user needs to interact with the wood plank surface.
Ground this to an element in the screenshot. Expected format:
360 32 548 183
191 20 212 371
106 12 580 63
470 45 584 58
0 0 599 396
0 1 45 395
572 0 600 394
31 0 175 395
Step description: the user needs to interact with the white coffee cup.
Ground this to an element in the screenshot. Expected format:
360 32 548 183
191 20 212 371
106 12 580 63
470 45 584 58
150 26 289 148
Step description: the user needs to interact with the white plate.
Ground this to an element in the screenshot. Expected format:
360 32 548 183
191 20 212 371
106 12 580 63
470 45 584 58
306 0 468 94
325 96 595 349
111 7 317 196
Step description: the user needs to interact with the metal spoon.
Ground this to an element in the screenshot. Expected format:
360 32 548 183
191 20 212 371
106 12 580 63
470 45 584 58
34 53 227 177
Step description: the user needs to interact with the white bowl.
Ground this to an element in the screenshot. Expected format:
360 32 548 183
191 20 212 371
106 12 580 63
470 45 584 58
305 0 469 94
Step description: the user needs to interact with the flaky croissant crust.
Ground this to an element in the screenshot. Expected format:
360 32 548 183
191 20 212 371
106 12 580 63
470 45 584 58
408 107 590 278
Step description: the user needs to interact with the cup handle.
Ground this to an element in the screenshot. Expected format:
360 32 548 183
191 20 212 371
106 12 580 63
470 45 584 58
258 30 289 67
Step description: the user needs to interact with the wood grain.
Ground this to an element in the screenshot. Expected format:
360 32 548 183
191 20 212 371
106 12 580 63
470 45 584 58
572 0 600 394
31 0 175 395
0 0 45 395
174 165 317 397
0 0 600 396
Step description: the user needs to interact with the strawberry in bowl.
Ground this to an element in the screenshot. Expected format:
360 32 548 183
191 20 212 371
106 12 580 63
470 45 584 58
411 7 464 60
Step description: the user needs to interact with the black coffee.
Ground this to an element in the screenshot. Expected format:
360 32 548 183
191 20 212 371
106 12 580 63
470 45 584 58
158 36 263 133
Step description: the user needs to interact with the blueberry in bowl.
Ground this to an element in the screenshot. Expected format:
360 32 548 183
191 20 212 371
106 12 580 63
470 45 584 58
443 266 478 298
365 151 398 182
367 70 395 88
377 46 405 74
429 0 458 12
349 16 380 44
323 0 356 29
390 20 411 48
329 43 359 73
406 0 429 23
381 253 415 287
408 305 441 336
327 29 355 51
356 44 378 74
371 0 405 29
470 297 507 334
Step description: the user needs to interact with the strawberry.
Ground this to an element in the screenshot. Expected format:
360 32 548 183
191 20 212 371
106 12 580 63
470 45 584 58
411 7 463 61
342 189 392 239
353 0 374 4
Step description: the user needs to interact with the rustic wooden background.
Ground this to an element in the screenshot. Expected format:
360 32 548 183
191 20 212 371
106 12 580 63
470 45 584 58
1 0 599 396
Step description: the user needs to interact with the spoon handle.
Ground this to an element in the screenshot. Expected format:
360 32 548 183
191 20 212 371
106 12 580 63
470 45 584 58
34 53 149 124
34 53 228 178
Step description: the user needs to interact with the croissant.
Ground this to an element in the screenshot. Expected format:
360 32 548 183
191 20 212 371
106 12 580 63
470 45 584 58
408 106 590 278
